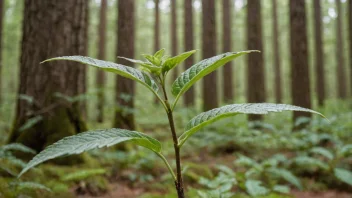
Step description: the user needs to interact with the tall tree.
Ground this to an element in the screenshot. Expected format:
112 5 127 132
8 0 88 155
335 0 347 98
222 0 234 103
202 0 218 111
272 0 282 103
349 0 352 95
183 0 195 106
247 0 265 120
96 0 107 123
154 0 160 55
313 0 325 106
0 0 4 103
289 0 311 121
171 0 178 80
114 0 135 130
153 0 160 104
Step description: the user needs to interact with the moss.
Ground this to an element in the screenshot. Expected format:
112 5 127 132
8 106 90 165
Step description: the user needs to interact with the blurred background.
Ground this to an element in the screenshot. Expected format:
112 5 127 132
0 0 351 197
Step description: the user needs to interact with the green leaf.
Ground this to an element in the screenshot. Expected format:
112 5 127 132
234 155 259 169
268 168 302 190
154 48 165 59
334 168 352 186
61 168 106 181
245 180 269 196
142 54 161 66
293 156 329 170
338 144 352 157
118 56 161 73
1 143 36 154
171 51 258 109
19 128 161 177
18 116 43 132
42 56 159 93
178 103 325 147
10 181 51 192
273 185 290 194
162 50 197 72
310 147 334 160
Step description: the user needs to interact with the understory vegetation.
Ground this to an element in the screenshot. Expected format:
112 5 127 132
1 90 351 197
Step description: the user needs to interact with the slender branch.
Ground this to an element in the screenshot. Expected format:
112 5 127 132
156 152 177 181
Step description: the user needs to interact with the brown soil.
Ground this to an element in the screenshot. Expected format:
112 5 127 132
291 190 351 198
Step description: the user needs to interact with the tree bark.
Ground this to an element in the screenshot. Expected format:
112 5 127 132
313 0 325 106
247 0 265 121
222 0 234 103
153 0 160 104
335 0 347 98
114 0 135 130
272 0 282 103
171 0 179 80
8 0 88 161
0 0 4 104
96 0 107 123
349 0 352 96
202 0 218 111
289 0 312 121
183 0 195 106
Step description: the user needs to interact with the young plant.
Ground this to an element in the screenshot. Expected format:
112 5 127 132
18 49 325 197
234 154 302 196
291 144 352 186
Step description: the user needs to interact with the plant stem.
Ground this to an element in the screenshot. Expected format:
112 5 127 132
161 85 185 198
156 152 176 181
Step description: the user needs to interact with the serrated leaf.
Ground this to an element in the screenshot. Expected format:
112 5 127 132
10 181 51 192
178 103 325 147
1 143 36 154
171 51 257 109
334 168 352 186
162 50 196 72
245 180 269 196
310 147 334 160
268 168 302 190
19 129 161 177
42 56 159 93
61 169 106 181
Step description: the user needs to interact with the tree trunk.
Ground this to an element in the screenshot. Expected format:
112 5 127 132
349 0 352 96
313 0 325 106
171 0 178 80
96 0 107 123
153 0 160 104
8 0 88 162
183 0 195 106
335 0 347 98
247 0 265 121
222 0 233 103
202 0 218 111
114 0 135 130
289 0 312 121
272 0 282 103
0 0 3 104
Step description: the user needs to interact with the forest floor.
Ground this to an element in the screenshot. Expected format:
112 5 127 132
77 182 352 198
